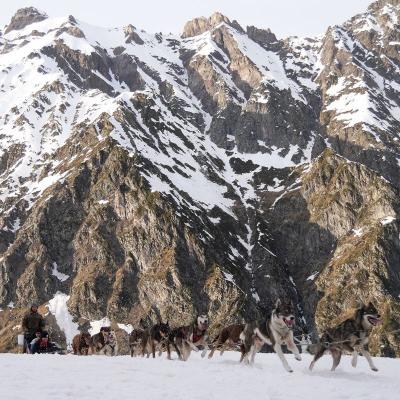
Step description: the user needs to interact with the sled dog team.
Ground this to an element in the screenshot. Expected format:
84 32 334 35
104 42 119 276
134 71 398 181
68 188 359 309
72 326 118 356
72 300 382 373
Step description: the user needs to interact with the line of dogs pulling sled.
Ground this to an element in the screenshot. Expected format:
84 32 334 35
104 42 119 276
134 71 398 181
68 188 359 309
73 327 118 356
71 300 382 373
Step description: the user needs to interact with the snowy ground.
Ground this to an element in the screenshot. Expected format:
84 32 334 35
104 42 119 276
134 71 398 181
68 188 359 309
0 352 398 400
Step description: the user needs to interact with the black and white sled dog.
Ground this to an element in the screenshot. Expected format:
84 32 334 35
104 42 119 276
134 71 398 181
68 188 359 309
167 315 209 361
240 299 301 372
149 321 170 358
308 302 381 372
100 330 118 356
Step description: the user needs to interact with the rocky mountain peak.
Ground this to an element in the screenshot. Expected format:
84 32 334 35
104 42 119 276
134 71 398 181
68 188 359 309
123 24 144 45
181 12 237 38
4 7 48 34
246 26 277 46
208 11 230 26
368 0 400 15
371 0 400 7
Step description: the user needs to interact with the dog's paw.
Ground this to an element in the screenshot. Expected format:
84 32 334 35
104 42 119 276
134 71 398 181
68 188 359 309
284 364 293 373
295 355 302 361
201 351 207 358
371 367 378 372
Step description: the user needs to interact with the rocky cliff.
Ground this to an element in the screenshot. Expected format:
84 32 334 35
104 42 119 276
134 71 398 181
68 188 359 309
0 2 399 354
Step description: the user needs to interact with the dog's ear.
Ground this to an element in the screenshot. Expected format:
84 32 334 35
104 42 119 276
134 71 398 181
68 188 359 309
355 299 364 310
275 298 281 309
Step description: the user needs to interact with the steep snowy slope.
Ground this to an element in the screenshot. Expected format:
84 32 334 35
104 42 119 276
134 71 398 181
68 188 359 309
0 2 399 354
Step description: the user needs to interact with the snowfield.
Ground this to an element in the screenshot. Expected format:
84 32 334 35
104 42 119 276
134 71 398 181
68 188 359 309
0 352 398 400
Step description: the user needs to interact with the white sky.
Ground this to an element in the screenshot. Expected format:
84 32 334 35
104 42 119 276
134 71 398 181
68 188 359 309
1 0 373 38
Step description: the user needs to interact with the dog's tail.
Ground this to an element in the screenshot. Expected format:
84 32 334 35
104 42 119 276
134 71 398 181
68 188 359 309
306 342 321 355
306 333 330 355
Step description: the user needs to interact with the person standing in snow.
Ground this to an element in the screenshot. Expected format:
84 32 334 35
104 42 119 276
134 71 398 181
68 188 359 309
22 304 45 353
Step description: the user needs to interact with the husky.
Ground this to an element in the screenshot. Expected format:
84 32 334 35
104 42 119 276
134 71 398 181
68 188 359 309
308 302 381 372
129 328 148 357
240 299 301 372
167 315 209 361
149 321 170 358
208 323 245 358
92 327 111 354
129 319 150 357
100 331 118 356
72 332 92 355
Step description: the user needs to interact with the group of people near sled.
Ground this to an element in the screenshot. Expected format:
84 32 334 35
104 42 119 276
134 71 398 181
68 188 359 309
21 299 382 372
22 304 61 354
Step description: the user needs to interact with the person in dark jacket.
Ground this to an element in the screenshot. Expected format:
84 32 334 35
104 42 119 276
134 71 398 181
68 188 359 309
22 305 45 353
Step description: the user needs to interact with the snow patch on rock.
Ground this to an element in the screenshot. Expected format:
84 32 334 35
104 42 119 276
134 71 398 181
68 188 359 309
117 323 134 334
89 317 112 335
51 262 69 282
47 292 79 349
381 216 396 225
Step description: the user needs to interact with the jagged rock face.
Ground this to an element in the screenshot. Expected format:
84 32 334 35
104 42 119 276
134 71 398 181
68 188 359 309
246 26 277 46
123 25 144 45
4 7 47 34
260 150 400 340
182 12 235 38
0 1 400 354
318 1 400 187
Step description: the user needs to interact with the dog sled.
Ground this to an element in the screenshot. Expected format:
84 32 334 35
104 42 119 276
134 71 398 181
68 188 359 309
20 331 66 355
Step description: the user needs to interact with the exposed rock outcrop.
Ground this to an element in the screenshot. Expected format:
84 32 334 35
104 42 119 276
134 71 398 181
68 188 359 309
0 2 400 355
5 7 47 34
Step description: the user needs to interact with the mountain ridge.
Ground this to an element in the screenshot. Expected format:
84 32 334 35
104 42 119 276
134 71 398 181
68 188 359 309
0 2 399 354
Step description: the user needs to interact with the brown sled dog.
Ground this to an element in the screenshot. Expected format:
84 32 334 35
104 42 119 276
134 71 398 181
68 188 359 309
208 324 245 359
72 333 92 355
129 328 150 357
308 302 381 372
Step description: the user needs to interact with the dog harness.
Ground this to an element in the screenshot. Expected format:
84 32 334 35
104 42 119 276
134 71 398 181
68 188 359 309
192 328 205 343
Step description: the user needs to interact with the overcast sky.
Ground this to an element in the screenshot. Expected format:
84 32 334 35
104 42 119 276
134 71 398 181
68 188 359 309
1 0 373 38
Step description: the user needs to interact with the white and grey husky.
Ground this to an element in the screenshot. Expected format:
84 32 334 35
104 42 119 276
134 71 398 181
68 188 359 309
240 299 301 372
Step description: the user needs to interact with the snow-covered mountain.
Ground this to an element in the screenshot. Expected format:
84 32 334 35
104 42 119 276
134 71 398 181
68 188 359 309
0 2 399 353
